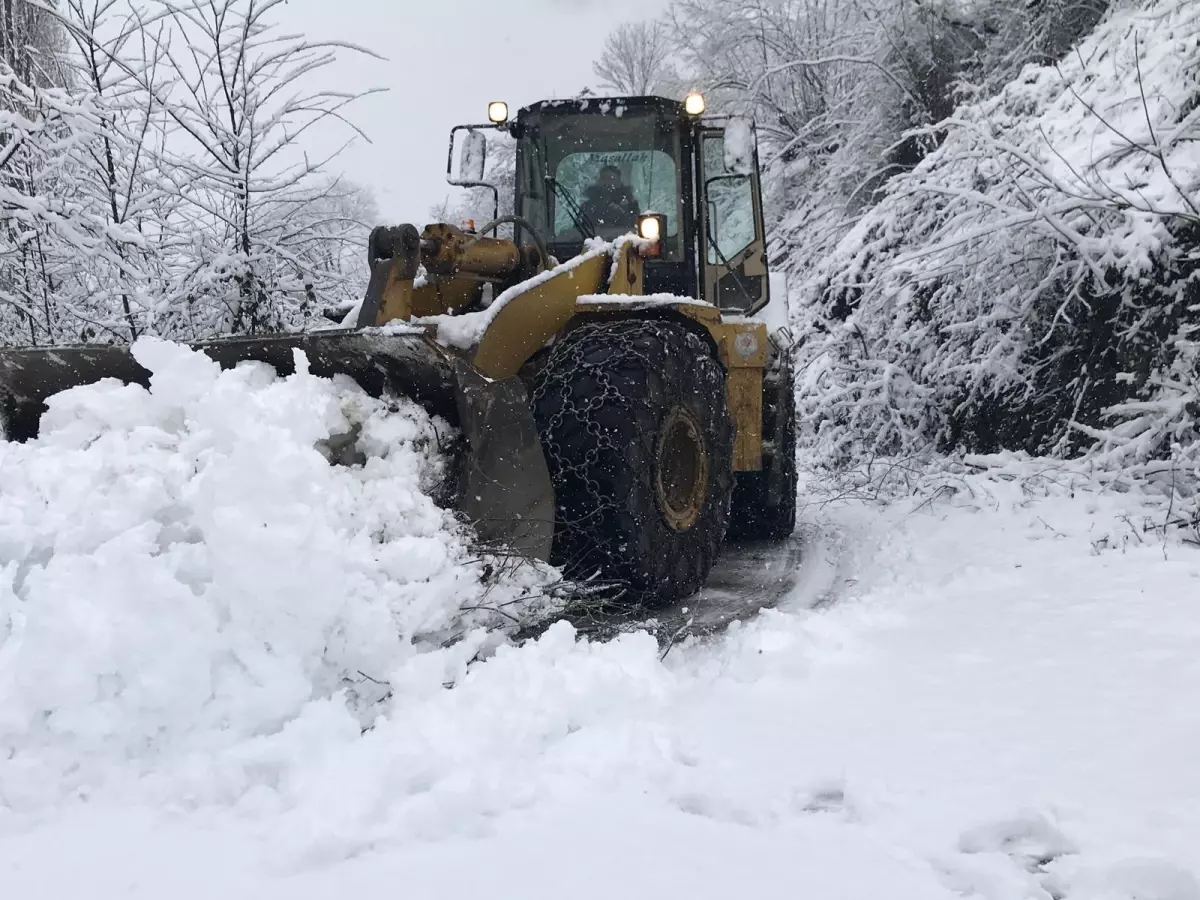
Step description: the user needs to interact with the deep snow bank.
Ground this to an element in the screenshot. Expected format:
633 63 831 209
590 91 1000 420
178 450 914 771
0 338 554 811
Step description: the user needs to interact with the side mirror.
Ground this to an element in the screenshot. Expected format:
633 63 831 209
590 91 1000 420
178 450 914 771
445 124 500 223
724 116 754 176
456 130 488 183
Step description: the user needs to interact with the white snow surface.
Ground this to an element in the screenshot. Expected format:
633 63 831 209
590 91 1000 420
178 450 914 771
0 338 554 814
2 438 1199 897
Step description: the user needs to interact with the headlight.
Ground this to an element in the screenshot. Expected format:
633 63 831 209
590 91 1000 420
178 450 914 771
487 101 509 124
684 92 706 116
637 215 662 242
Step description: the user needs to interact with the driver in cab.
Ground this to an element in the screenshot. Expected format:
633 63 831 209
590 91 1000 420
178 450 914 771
580 165 641 230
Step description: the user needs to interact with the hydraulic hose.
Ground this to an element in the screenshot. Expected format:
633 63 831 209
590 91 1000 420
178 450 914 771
475 215 552 272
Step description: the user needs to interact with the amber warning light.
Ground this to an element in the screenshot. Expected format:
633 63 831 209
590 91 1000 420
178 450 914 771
637 216 662 242
636 214 667 257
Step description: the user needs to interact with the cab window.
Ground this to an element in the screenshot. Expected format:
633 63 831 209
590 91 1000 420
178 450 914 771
516 104 684 260
553 150 678 240
702 134 756 265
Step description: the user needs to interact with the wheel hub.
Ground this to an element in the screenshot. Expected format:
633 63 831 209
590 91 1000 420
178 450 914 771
654 406 710 531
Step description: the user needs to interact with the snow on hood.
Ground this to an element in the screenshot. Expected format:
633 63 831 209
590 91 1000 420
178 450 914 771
0 337 555 811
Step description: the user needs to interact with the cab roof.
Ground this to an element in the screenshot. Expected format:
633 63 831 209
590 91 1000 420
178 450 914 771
517 95 687 121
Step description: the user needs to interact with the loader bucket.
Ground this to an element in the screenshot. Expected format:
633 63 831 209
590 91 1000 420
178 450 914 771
0 329 555 562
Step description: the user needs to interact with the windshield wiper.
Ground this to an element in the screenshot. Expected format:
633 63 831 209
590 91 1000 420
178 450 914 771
546 175 596 240
705 202 758 310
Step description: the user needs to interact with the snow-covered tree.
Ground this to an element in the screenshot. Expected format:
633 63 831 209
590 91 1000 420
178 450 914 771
957 0 1110 97
0 1 77 343
664 0 933 264
0 61 118 344
1 0 70 86
1 0 381 346
592 21 678 97
132 0 379 336
651 0 1115 270
51 0 183 341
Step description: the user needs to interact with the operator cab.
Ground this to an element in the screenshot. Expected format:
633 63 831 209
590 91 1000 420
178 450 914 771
515 98 681 255
448 93 773 316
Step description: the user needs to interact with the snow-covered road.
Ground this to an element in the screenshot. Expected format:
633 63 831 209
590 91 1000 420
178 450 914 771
1 344 1198 899
5 485 1199 898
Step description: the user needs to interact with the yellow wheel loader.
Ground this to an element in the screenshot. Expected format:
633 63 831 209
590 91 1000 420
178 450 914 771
0 93 796 608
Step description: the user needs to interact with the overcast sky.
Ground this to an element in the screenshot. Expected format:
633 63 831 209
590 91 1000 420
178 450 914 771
281 0 671 224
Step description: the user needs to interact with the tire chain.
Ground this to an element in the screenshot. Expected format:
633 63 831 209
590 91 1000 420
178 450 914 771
530 321 720 577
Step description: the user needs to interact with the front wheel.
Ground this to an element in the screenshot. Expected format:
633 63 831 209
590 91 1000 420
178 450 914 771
531 320 735 607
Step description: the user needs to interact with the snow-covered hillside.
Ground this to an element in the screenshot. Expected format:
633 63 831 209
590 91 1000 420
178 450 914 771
797 0 1199 477
1 443 1197 898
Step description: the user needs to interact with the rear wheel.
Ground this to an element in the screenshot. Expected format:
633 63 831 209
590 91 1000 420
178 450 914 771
531 320 734 607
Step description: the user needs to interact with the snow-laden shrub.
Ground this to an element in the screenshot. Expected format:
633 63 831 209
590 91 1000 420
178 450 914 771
1082 310 1200 538
956 0 1111 99
0 339 557 810
797 0 1200 483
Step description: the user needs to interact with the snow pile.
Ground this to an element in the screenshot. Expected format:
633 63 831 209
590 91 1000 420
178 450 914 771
0 338 553 811
797 0 1200 479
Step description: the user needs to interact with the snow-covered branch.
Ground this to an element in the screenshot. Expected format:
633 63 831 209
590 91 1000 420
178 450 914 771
1 0 383 346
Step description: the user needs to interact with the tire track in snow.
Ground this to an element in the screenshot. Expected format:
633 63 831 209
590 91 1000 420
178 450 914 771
551 518 858 647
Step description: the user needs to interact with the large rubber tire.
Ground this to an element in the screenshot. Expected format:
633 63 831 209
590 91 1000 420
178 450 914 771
726 358 797 541
531 320 735 607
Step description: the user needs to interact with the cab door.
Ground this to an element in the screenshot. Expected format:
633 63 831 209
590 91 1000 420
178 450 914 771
696 122 769 313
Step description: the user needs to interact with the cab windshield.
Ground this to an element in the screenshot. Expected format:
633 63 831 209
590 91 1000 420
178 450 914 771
516 104 683 259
